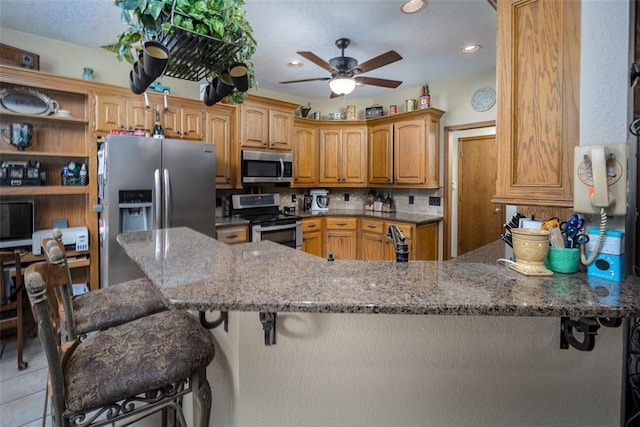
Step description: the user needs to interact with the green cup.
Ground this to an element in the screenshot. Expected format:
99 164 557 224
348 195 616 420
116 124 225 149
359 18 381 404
545 247 580 273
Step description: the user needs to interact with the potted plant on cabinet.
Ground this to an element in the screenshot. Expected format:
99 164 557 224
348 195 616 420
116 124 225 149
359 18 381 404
102 0 256 103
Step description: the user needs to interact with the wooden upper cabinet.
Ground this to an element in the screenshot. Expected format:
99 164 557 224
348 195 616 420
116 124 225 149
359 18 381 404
240 96 296 150
292 123 317 187
206 106 234 188
494 0 580 207
366 109 443 188
318 124 366 186
126 97 153 130
269 107 293 150
158 103 204 140
368 123 393 185
394 118 426 185
241 103 269 148
95 94 125 132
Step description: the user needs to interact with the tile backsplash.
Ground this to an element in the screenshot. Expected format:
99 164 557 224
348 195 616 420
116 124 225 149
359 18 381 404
217 187 443 216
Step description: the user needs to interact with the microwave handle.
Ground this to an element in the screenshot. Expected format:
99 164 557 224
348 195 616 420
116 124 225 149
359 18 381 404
279 159 284 180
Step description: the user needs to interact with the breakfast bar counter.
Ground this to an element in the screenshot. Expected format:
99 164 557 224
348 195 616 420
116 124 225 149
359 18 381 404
117 227 640 319
117 227 639 427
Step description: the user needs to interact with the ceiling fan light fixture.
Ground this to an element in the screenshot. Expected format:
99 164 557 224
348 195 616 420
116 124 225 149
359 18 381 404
329 77 356 95
401 0 425 14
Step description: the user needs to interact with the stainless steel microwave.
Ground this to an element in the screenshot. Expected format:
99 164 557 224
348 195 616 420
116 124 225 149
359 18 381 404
241 150 293 184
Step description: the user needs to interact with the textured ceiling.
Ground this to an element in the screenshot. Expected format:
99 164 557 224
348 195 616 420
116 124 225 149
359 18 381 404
0 0 497 99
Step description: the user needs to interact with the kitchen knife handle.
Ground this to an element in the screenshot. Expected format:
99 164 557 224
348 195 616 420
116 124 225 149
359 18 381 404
154 169 161 229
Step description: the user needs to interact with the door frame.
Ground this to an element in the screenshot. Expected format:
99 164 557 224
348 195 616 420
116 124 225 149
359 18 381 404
443 120 495 260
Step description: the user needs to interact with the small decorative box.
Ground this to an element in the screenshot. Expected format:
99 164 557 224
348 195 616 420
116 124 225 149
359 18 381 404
0 161 41 186
365 105 383 119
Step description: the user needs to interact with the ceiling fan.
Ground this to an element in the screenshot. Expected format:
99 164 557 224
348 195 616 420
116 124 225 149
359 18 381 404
279 38 403 98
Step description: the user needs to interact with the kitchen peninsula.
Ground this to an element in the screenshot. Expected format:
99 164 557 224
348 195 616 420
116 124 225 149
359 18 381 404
118 227 639 427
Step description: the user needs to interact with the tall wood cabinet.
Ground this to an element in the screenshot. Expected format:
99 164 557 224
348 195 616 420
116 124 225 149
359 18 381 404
318 123 367 187
0 66 98 289
292 121 317 187
205 104 235 188
493 0 580 207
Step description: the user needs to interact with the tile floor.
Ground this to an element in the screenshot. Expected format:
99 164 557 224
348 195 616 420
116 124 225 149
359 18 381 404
0 332 160 427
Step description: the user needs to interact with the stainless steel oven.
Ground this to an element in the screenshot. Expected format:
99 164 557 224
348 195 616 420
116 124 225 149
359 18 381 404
231 193 302 249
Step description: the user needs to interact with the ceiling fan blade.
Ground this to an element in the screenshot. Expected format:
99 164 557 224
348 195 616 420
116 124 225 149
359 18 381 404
297 51 338 73
280 77 331 84
352 50 402 74
356 76 403 89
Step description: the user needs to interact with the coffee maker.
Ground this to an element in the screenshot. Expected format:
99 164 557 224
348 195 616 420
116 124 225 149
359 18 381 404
310 189 329 213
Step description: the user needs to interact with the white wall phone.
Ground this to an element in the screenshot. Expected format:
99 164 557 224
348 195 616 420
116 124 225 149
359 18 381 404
573 144 627 265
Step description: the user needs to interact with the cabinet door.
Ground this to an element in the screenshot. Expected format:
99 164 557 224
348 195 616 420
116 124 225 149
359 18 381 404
159 104 180 138
368 123 393 185
181 106 204 140
207 110 232 187
126 98 153 130
325 230 357 260
303 231 323 257
394 118 426 185
341 126 366 185
494 0 580 207
95 94 125 132
424 114 440 188
318 128 341 184
293 125 317 186
241 104 269 148
269 108 293 150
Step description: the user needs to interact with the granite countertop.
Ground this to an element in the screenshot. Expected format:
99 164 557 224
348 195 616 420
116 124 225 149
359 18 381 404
117 227 640 318
215 216 251 227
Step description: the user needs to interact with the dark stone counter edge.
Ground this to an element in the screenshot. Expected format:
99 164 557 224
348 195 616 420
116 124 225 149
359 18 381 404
173 300 638 318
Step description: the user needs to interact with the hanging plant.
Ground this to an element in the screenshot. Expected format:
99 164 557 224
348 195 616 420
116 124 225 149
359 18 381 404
102 0 257 103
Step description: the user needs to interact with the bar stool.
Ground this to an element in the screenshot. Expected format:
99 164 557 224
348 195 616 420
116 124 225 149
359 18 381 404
43 228 167 338
0 250 28 370
25 259 216 427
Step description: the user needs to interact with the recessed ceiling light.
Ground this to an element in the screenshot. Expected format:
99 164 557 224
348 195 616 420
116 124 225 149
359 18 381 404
401 0 425 14
462 45 481 54
287 60 303 68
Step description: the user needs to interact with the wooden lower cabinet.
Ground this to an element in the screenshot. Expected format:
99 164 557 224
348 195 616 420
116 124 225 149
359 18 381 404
215 225 248 245
303 216 439 261
324 217 358 260
302 217 323 257
360 218 386 260
360 219 438 261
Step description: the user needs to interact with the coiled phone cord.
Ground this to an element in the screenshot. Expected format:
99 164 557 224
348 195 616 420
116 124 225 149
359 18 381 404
580 208 607 265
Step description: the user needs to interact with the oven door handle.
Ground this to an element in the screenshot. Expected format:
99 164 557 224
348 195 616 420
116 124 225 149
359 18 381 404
254 222 301 232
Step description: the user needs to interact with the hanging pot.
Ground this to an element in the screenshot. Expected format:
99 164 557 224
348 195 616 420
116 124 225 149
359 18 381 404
142 41 169 79
228 62 249 92
216 72 235 98
203 78 223 106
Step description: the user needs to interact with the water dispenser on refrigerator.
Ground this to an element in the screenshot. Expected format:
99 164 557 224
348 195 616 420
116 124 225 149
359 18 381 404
119 190 153 233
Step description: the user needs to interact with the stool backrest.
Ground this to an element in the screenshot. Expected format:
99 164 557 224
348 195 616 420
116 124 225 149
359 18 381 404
24 262 79 426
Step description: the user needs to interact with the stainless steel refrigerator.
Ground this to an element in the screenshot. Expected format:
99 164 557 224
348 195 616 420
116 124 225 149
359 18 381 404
97 135 215 288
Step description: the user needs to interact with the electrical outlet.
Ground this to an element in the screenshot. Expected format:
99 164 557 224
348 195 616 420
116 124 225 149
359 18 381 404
291 194 296 202
429 196 441 206
344 193 349 201
409 195 414 205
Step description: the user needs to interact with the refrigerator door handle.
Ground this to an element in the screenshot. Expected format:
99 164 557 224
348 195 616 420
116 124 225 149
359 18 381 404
154 169 161 229
163 168 170 229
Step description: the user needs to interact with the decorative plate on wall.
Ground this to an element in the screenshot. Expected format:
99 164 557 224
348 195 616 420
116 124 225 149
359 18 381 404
0 87 58 115
471 87 496 112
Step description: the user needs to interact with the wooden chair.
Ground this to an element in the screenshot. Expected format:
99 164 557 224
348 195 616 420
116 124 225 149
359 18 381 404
42 228 167 338
24 257 216 427
0 249 28 370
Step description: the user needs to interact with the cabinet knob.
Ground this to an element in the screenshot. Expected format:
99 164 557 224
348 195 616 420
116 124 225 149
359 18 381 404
494 208 501 213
